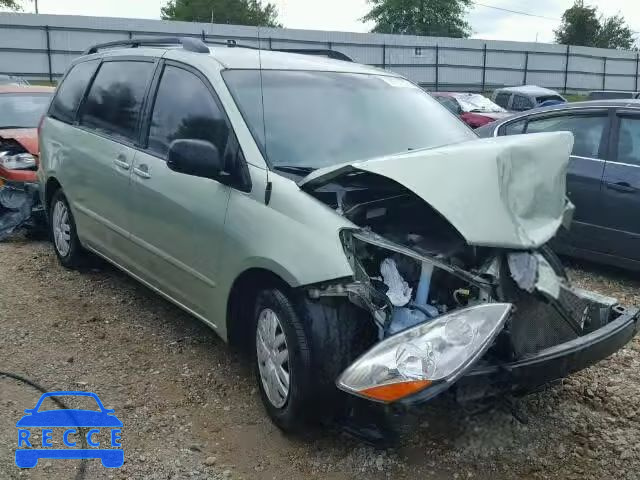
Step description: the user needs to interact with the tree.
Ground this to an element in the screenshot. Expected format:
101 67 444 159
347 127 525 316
362 0 472 38
596 14 634 50
0 0 21 10
555 1 635 50
161 0 281 28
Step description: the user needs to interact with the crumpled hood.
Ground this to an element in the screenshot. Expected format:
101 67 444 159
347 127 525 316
299 132 574 249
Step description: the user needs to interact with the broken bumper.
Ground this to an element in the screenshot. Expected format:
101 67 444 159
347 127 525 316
398 307 639 407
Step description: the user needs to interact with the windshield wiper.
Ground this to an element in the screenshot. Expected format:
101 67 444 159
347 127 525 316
273 165 317 175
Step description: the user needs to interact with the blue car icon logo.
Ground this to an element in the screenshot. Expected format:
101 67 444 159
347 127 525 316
15 391 123 468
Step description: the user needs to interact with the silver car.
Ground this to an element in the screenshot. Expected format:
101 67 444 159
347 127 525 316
38 38 638 438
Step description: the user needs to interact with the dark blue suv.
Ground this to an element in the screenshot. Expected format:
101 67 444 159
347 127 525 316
477 99 640 271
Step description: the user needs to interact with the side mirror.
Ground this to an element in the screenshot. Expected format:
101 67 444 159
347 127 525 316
167 139 223 180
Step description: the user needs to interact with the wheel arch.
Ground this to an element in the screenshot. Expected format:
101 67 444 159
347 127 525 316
43 176 62 214
226 267 293 350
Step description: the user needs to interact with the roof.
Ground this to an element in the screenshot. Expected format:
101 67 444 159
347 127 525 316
211 47 387 74
495 85 562 97
0 85 55 94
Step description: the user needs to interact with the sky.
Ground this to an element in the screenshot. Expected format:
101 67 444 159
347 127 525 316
14 0 640 45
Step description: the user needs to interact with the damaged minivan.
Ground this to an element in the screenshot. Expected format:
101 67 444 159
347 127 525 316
39 38 639 436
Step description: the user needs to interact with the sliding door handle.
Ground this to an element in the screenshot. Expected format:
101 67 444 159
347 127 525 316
113 157 130 170
133 164 151 179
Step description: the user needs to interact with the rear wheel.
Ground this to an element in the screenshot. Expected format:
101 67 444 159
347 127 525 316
49 189 88 269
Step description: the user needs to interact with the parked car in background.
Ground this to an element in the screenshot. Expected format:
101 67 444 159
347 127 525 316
477 99 640 271
38 38 639 439
587 90 640 101
430 92 510 128
492 85 567 112
0 85 55 239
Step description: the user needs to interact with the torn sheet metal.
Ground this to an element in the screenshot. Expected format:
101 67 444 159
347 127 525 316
300 132 574 249
0 183 37 240
508 252 538 293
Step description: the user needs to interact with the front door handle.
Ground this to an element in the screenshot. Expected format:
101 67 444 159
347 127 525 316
113 156 130 170
606 182 636 193
133 164 151 179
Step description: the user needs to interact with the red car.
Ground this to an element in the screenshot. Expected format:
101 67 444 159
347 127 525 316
0 85 55 239
431 92 510 128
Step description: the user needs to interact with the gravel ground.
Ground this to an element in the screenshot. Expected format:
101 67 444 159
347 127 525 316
1 236 639 479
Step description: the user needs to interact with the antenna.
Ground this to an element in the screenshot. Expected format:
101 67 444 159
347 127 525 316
257 28 271 204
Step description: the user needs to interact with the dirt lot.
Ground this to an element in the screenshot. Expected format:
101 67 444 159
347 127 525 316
1 236 640 480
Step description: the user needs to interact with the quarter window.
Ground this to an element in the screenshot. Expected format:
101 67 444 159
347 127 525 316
80 61 155 142
147 65 229 159
616 117 640 165
525 114 608 159
49 60 98 124
502 119 526 135
494 92 510 108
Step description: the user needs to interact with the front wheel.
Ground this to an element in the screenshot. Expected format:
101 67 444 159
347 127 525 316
49 189 88 269
253 288 314 433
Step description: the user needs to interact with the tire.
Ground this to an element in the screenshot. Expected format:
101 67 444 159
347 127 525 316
252 287 376 433
49 189 88 269
253 288 314 433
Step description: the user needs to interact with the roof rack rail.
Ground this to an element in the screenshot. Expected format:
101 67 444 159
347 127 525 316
83 37 210 55
83 36 354 63
271 48 353 62
201 40 353 62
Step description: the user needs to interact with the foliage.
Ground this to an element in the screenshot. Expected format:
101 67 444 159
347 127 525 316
0 0 21 10
161 0 281 28
555 1 635 50
362 0 472 38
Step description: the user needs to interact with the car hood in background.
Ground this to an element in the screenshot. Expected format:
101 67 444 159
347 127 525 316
299 132 574 249
0 128 38 155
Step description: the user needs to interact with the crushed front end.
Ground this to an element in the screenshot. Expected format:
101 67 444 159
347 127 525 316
0 136 43 240
314 228 638 409
299 133 639 418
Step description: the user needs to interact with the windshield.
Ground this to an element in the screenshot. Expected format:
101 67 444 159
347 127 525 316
455 94 505 113
0 93 52 128
223 70 474 170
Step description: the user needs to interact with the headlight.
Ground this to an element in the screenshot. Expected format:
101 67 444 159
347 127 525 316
0 152 36 170
337 303 512 403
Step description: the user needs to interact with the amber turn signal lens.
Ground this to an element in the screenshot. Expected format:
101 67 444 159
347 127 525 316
359 380 432 402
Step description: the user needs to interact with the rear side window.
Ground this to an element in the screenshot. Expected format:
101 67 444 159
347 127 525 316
616 117 640 165
80 61 155 143
512 95 533 111
146 65 229 159
48 60 97 124
525 114 608 158
494 92 510 108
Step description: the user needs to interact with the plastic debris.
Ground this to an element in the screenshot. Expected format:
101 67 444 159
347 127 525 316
0 183 37 241
380 258 412 307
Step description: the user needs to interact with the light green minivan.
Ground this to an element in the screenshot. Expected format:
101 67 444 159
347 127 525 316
39 37 638 439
